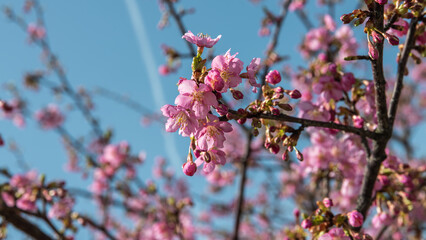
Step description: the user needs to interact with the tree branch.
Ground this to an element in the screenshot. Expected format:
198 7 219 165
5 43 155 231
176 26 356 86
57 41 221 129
226 110 379 140
165 0 196 57
369 3 389 133
232 133 253 240
0 202 54 240
388 17 419 127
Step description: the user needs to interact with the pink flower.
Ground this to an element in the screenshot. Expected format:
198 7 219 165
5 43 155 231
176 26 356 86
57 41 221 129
182 31 221 48
211 50 244 92
161 104 199 136
158 64 171 76
27 23 46 40
35 104 65 130
10 170 38 189
411 62 426 83
205 69 225 92
324 14 336 31
387 18 408 37
289 0 306 11
195 148 226 174
303 27 331 52
99 142 128 169
372 212 392 228
352 115 364 128
347 210 364 227
196 120 233 150
313 76 343 101
182 161 197 176
246 58 262 91
16 193 37 212
319 228 350 240
48 197 74 219
298 101 331 121
265 70 281 85
341 72 356 91
174 80 218 118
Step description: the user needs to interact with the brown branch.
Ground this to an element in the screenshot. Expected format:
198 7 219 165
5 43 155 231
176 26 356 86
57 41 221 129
353 3 421 227
257 0 293 100
369 4 389 133
232 2 292 238
232 133 253 240
80 215 117 240
388 16 420 127
165 0 196 57
226 110 379 140
0 201 54 240
296 9 313 31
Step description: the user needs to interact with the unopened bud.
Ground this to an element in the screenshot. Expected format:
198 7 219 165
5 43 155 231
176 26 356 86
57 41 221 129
231 89 244 100
368 42 379 60
281 150 289 161
323 198 333 208
268 143 280 154
295 148 304 161
383 33 399 46
237 118 247 124
340 14 354 24
270 107 280 115
278 103 293 111
371 31 383 44
288 89 302 99
301 219 312 229
182 161 197 176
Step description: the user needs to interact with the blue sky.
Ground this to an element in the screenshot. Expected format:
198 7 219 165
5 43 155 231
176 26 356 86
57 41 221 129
0 0 425 238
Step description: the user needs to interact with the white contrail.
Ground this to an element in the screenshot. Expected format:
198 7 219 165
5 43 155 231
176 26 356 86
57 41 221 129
124 0 182 169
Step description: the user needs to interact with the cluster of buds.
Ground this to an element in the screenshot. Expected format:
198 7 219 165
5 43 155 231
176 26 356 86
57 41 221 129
372 157 426 230
301 199 370 239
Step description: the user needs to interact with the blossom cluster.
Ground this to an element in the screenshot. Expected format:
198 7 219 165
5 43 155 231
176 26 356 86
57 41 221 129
161 31 264 176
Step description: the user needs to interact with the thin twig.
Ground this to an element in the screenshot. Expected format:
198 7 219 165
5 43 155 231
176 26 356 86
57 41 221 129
388 17 419 127
165 0 196 57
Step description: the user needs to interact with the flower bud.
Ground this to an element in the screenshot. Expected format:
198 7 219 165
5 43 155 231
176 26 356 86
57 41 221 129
293 208 300 218
340 14 354 24
288 89 302 99
215 104 228 116
278 103 293 111
323 198 333 208
347 210 364 227
231 89 244 100
383 33 399 46
270 107 280 115
237 118 247 124
0 100 13 113
368 42 379 60
301 219 312 229
265 70 281 85
182 161 197 176
281 150 289 161
268 143 280 154
295 148 303 161
371 31 383 44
